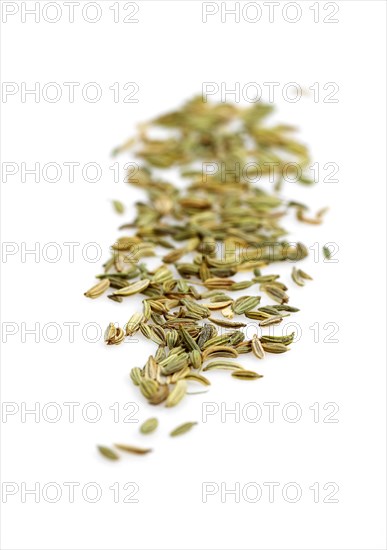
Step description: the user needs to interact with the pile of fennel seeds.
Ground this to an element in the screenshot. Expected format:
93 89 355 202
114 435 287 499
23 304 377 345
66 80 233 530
85 96 325 411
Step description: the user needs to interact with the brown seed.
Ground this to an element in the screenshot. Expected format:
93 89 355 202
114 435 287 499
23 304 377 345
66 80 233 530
148 385 169 405
114 444 152 455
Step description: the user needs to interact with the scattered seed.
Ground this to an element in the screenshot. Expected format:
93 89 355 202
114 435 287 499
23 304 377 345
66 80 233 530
97 445 119 460
140 418 159 434
232 370 263 380
114 444 152 455
170 422 198 437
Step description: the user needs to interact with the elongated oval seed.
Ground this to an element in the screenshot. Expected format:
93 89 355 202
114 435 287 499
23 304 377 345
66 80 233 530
259 315 283 327
140 417 158 434
170 422 198 437
84 278 110 299
125 312 144 336
232 370 263 380
165 379 187 407
130 367 143 386
208 317 246 328
185 373 211 386
251 335 265 359
232 296 261 315
205 300 234 310
139 378 159 399
261 342 289 354
203 361 244 372
97 445 119 460
112 279 150 297
202 346 239 361
112 200 125 214
114 444 152 454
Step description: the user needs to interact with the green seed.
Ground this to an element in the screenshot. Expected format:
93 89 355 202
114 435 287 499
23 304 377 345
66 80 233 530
97 446 119 460
170 422 198 437
232 370 263 380
112 200 125 214
140 418 159 434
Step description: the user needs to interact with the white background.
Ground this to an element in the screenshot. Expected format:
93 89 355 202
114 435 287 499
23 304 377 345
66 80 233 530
1 1 386 549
